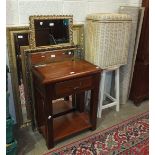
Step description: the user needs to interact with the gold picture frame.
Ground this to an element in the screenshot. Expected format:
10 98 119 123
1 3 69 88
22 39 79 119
6 26 30 127
73 24 84 51
29 15 73 49
7 24 84 128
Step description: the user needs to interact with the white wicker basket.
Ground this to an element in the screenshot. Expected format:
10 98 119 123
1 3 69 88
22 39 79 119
85 13 132 69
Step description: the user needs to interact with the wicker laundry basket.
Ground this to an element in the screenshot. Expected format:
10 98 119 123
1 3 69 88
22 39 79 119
85 13 132 69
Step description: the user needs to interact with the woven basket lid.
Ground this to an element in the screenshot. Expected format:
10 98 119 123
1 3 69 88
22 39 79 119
86 13 132 21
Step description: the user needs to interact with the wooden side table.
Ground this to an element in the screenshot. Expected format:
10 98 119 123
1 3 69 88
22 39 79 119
32 60 102 149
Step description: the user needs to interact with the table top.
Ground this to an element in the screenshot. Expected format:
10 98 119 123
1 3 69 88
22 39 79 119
32 60 102 84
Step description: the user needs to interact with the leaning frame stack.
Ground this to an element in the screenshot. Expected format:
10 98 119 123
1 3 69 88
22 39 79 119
85 13 132 117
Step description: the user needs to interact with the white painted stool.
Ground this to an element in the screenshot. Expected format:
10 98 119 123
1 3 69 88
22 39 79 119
97 67 120 118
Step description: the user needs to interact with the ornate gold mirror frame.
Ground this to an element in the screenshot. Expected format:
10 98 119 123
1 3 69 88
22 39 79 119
6 26 30 127
73 24 85 52
29 15 73 49
7 24 84 128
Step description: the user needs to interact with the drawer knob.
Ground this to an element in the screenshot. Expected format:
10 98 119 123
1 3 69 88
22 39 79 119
48 115 52 119
70 72 75 74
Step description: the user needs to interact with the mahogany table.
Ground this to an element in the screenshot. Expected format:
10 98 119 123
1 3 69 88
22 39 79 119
32 60 102 149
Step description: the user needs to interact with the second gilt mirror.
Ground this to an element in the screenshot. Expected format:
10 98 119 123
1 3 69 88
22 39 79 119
7 26 30 127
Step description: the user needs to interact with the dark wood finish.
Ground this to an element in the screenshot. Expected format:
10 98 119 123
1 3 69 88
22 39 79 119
64 96 70 101
76 93 85 112
90 75 100 130
30 50 75 65
26 47 80 130
53 99 72 115
130 62 149 105
32 60 102 149
53 108 76 118
129 0 149 105
33 86 45 128
55 76 92 98
39 112 91 142
136 0 149 63
33 60 101 84
53 112 91 142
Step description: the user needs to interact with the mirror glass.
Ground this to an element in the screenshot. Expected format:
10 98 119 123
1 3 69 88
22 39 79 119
7 27 31 127
34 19 70 46
29 16 73 48
13 32 30 124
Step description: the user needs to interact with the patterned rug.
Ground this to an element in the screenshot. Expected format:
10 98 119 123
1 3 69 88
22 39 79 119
45 112 149 155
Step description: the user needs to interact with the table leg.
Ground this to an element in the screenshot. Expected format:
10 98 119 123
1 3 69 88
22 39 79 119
72 94 76 108
76 92 85 112
33 88 45 128
64 96 69 101
44 87 54 149
90 75 100 130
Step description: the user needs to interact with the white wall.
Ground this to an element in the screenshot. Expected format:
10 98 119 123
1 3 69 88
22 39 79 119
6 0 142 25
6 0 142 122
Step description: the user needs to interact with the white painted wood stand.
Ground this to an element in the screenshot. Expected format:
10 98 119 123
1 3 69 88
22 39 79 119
97 67 120 118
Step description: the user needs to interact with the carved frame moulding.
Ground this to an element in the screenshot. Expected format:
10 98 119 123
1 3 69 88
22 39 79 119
29 15 74 49
72 24 85 53
6 26 30 127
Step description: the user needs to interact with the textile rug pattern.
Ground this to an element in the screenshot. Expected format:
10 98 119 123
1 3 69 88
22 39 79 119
45 112 149 155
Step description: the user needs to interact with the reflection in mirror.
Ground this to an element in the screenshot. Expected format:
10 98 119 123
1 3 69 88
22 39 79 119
29 15 73 48
20 46 31 122
73 24 84 58
73 24 84 50
34 19 69 46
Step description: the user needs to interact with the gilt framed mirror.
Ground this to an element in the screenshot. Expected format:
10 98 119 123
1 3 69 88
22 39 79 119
29 15 73 49
6 26 30 127
7 24 84 128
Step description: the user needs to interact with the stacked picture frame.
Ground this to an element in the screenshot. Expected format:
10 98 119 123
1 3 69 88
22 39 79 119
6 15 85 129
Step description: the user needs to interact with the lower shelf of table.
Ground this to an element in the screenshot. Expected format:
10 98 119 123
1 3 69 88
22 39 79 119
39 111 92 143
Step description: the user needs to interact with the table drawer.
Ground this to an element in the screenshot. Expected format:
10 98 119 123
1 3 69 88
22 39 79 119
55 76 93 97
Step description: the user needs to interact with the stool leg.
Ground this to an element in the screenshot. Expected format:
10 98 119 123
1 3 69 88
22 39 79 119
115 68 120 112
98 72 106 118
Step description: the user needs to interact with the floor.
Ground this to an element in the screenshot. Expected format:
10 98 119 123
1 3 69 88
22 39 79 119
15 100 149 155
